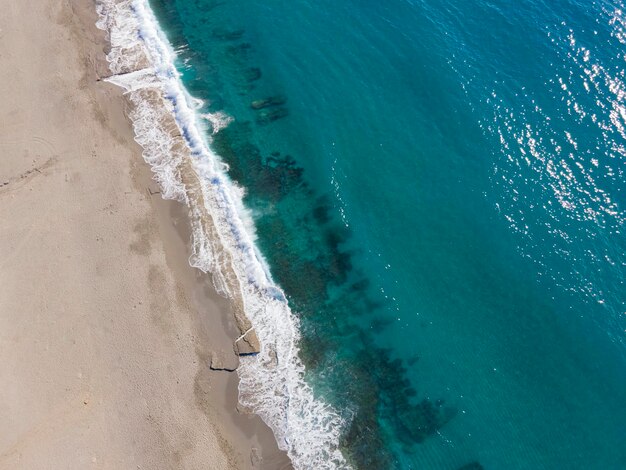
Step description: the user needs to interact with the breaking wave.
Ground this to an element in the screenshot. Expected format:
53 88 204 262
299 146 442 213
95 1 350 468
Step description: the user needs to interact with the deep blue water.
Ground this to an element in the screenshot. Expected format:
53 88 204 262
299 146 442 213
148 0 625 468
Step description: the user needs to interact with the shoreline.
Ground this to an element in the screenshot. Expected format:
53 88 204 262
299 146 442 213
95 1 350 468
0 0 289 468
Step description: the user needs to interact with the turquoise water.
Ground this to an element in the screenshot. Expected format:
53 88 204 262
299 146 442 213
147 0 625 468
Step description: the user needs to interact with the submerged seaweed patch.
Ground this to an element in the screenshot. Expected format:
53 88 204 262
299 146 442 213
146 1 457 467
212 113 456 469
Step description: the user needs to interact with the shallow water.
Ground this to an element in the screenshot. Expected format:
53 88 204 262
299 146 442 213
142 0 626 468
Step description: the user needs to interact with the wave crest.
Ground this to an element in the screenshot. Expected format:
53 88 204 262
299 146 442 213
95 1 350 468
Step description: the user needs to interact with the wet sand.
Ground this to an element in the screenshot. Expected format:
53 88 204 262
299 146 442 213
0 0 289 468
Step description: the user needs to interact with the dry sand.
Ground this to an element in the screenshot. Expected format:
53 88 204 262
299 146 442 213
0 0 289 468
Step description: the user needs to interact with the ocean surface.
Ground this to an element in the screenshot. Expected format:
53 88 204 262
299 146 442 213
103 0 625 468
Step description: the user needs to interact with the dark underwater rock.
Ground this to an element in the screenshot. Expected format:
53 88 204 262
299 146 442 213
243 67 262 82
212 28 245 41
312 197 331 224
457 462 484 470
251 95 287 109
195 0 225 11
256 107 289 125
225 42 252 57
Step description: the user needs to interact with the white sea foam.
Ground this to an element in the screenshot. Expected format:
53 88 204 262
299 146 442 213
95 1 350 468
201 111 235 135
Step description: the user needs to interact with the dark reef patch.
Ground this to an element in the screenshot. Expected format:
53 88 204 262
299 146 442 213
211 28 245 41
457 462 484 470
145 1 457 468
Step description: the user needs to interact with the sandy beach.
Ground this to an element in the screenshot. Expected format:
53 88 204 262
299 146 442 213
0 0 288 468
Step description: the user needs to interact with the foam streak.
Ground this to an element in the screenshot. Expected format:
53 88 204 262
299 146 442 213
95 1 350 468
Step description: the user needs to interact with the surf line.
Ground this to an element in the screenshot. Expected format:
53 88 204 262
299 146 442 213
95 1 351 468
